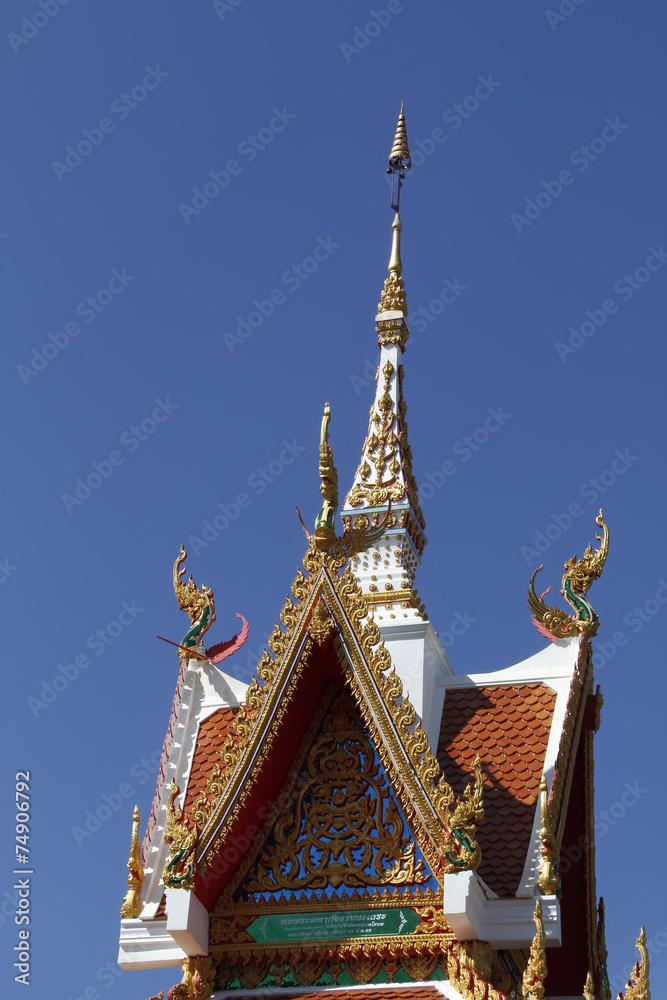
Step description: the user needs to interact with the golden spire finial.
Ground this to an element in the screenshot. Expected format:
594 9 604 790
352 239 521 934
120 805 144 918
522 899 547 1000
388 103 411 211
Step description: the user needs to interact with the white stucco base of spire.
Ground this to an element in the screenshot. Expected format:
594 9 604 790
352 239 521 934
379 619 454 748
443 871 562 948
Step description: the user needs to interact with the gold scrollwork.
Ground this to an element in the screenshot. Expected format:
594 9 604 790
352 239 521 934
162 781 198 891
438 756 484 874
245 690 429 892
166 956 217 1000
537 775 559 895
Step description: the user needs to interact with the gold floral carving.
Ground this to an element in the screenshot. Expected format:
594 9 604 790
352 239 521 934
244 690 429 892
307 597 335 645
447 949 511 1000
537 775 559 895
522 899 547 1000
453 941 494 984
162 781 198 890
166 956 216 999
528 509 609 640
619 927 651 1000
584 971 596 1000
120 805 144 918
191 763 225 830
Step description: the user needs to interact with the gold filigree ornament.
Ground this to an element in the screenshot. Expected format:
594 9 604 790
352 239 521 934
162 781 198 891
522 899 547 1000
584 971 596 1000
438 755 484 874
245 690 429 892
120 805 144 918
167 956 217 1000
528 509 609 640
619 927 651 1000
537 775 560 895
172 544 216 660
446 948 509 1000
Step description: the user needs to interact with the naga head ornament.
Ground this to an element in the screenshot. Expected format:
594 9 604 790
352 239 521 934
527 509 609 641
173 544 216 656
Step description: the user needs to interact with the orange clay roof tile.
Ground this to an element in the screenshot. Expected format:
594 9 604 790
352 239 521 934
183 707 238 813
437 682 556 898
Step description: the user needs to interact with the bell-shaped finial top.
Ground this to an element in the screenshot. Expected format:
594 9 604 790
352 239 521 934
389 102 411 170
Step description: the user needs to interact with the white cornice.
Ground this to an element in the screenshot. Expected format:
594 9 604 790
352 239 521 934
443 871 561 948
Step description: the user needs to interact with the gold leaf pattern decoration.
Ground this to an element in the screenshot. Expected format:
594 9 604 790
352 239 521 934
244 690 432 894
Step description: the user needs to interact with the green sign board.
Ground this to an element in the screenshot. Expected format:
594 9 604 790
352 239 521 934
247 908 421 944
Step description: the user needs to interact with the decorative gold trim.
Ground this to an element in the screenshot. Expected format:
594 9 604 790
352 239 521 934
537 775 559 895
196 540 482 882
162 781 198 890
446 948 511 1000
584 970 596 1000
522 899 547 1000
120 805 144 918
166 956 217 1000
528 510 609 640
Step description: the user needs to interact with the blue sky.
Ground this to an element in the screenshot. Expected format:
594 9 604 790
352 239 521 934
2 1 666 997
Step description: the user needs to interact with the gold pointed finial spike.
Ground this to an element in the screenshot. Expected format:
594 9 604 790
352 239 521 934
120 805 144 918
388 213 403 276
389 102 411 169
624 927 650 1000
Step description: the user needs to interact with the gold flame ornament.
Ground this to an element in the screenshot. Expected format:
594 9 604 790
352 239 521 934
120 805 144 918
522 899 548 1000
537 775 559 895
528 509 609 640
620 927 651 1000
